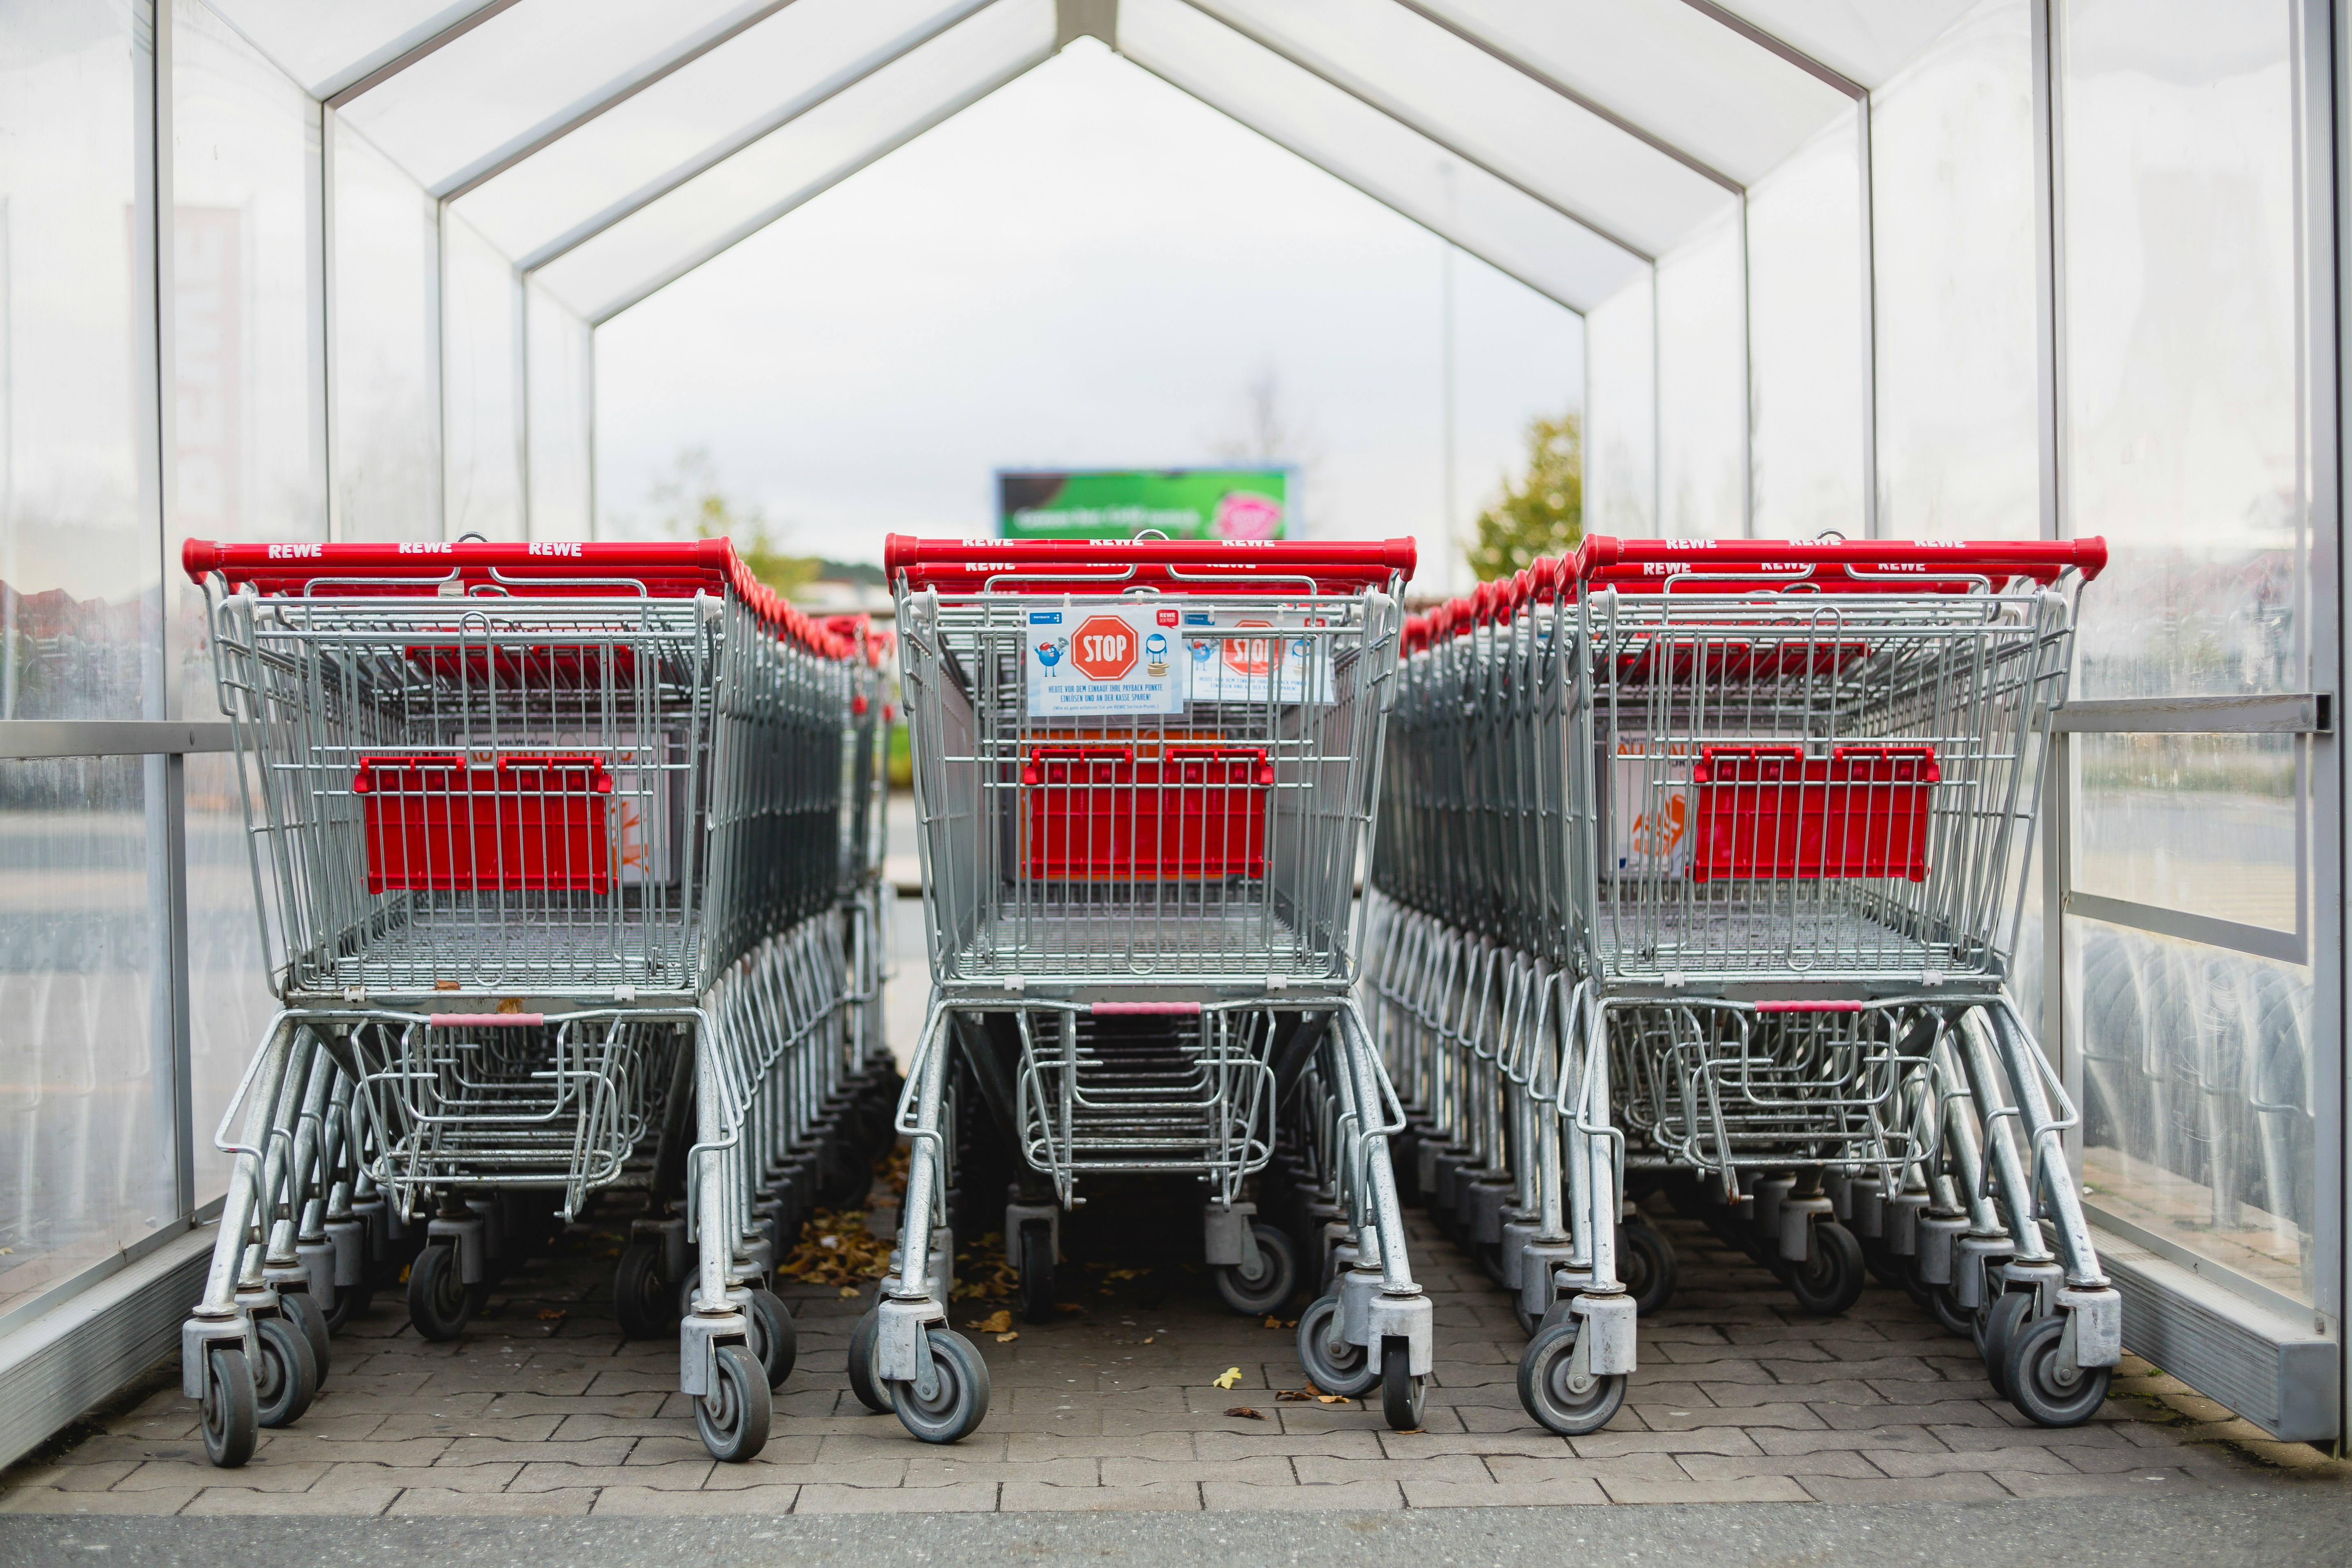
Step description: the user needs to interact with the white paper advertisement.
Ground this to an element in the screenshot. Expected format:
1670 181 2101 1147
1178 608 1334 705
1024 606 1185 716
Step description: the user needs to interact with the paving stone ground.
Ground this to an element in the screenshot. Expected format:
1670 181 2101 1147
4 1189 2344 1517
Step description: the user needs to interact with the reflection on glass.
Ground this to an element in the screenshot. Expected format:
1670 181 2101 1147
331 117 441 541
1746 114 1866 538
2068 916 2313 1305
2073 732 2296 933
0 0 162 721
1584 274 1655 536
1655 212 1744 538
0 759 169 1316
2059 0 2301 697
442 215 524 541
184 750 277 1205
1869 0 2040 539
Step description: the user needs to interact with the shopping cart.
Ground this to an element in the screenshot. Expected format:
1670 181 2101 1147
176 537 872 1468
877 532 1432 1441
1371 537 2123 1435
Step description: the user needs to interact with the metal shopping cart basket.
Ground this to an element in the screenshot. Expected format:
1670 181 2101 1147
176 536 866 1468
875 532 1434 1441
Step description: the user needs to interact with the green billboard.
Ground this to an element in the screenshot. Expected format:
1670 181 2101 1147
996 468 1292 541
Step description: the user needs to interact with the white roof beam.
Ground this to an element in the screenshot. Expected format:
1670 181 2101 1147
322 0 529 109
1676 0 1866 100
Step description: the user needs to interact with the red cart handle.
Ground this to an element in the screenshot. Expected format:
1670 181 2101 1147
181 537 855 661
883 534 1416 595
1573 535 2107 589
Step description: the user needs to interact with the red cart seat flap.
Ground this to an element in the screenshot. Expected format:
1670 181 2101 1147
1687 744 1939 883
1019 744 1275 880
352 753 616 894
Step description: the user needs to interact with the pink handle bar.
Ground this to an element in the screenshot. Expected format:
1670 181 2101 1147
180 537 855 662
1752 1000 1866 1014
1089 1002 1204 1016
428 1013 548 1028
883 533 1416 595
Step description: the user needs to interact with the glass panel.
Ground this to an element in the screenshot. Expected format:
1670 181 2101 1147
330 118 442 540
2059 0 2301 698
1398 0 1853 186
1 0 164 722
203 0 480 97
534 0 1057 323
454 0 985 265
1746 113 1868 538
442 215 523 540
524 283 593 541
2068 915 2316 1306
1120 0 1643 313
1655 212 1745 537
0 759 168 1317
1869 0 2040 539
337 0 757 194
1195 0 1735 258
2074 732 2296 933
1718 0 1984 91
1584 272 1656 536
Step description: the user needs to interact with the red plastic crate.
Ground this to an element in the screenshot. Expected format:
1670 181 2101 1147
352 753 615 893
1687 744 1939 883
1020 745 1274 880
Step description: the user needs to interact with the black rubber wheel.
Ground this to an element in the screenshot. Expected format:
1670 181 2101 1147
694 1343 773 1462
1979 1291 2036 1398
746 1287 797 1390
847 1307 891 1413
1924 1279 1973 1338
1513 1290 1544 1340
1784 1220 1866 1317
1378 1338 1425 1432
406 1241 484 1341
1214 1225 1298 1316
1619 1221 1679 1317
891 1328 991 1444
322 1278 371 1334
613 1241 679 1341
253 1314 317 1429
2005 1313 2114 1428
1294 1293 1377 1397
282 1289 331 1384
1018 1220 1056 1325
1859 1232 1911 1291
1516 1320 1627 1437
200 1345 258 1468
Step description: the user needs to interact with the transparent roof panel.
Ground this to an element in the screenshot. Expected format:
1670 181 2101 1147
1405 0 1856 186
206 0 484 98
1192 0 1732 258
453 0 987 268
333 0 777 197
535 0 1056 323
1119 0 1642 311
1718 0 1984 91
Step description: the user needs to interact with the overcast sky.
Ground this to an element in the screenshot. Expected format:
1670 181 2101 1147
594 38 1584 601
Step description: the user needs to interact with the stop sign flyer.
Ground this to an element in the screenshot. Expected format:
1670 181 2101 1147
1025 607 1183 715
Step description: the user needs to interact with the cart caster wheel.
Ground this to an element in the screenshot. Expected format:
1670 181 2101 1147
254 1314 318 1429
694 1343 773 1462
406 1241 485 1341
1860 1233 1910 1291
1379 1338 1425 1431
1516 1321 1627 1436
322 1280 371 1334
1923 1280 1972 1338
2005 1314 2112 1427
1619 1221 1679 1317
1513 1292 1545 1340
613 1241 679 1340
282 1290 331 1383
1784 1220 1866 1316
1214 1225 1297 1316
1978 1291 2035 1397
1294 1293 1377 1396
199 1345 258 1468
1018 1219 1057 1325
847 1307 891 1413
746 1286 797 1390
890 1328 991 1444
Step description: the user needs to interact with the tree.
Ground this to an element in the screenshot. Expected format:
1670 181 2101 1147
647 446 818 598
1467 411 1582 582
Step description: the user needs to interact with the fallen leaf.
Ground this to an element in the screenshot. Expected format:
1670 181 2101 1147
1104 1267 1142 1281
1317 1393 1348 1405
1225 1406 1264 1420
1054 1303 1084 1315
1263 1315 1283 1330
536 1309 566 1321
973 1310 1013 1334
994 1331 1019 1343
397 1265 411 1284
604 1248 621 1258
838 1286 860 1298
1142 1337 1154 1344
1098 1287 1114 1296
1212 1366 1243 1390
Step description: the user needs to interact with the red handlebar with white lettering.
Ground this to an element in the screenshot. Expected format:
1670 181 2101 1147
884 533 1416 595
